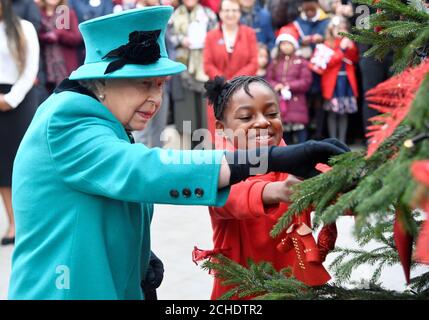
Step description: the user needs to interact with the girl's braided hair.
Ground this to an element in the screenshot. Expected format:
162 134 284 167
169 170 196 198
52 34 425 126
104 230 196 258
204 75 276 121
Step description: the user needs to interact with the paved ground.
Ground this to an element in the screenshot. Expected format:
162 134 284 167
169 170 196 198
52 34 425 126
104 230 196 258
0 127 422 299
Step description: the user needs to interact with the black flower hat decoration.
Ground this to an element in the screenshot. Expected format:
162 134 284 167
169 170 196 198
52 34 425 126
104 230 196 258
102 30 162 74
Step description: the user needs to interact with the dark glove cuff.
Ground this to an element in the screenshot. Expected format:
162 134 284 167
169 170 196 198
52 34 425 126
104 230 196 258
225 148 272 185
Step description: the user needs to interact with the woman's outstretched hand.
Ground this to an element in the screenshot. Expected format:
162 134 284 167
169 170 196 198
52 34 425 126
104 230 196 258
267 138 350 179
219 138 350 187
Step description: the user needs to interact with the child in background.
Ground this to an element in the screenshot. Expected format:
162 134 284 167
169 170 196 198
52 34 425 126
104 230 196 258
321 16 359 143
193 75 346 300
266 33 312 144
256 43 270 78
277 0 331 140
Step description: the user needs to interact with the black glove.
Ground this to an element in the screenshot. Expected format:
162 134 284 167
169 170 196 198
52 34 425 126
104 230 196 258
141 251 164 300
226 138 350 184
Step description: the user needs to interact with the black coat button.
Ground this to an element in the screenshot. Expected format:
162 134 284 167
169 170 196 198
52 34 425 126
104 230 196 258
182 188 192 198
169 189 179 198
194 188 204 197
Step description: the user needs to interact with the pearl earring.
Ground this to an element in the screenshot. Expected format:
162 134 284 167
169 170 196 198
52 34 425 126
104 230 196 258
98 93 105 101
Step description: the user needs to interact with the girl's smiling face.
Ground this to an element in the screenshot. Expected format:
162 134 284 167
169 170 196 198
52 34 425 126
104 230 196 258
216 82 283 149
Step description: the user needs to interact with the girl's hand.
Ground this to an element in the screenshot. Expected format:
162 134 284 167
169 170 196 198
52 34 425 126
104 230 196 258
262 175 302 205
340 38 352 50
301 36 312 46
312 34 324 44
0 95 12 112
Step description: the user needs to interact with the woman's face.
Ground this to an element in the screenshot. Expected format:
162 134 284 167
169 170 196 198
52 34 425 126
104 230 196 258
279 41 295 56
219 0 241 28
183 0 198 9
216 82 283 149
101 77 166 131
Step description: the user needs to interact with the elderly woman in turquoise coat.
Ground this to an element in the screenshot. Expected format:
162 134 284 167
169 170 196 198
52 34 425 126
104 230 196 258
8 6 349 300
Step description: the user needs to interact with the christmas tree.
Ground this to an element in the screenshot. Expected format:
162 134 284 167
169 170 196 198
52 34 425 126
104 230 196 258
200 0 429 299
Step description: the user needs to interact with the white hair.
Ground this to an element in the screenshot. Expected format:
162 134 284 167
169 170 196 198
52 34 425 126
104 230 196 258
77 79 106 95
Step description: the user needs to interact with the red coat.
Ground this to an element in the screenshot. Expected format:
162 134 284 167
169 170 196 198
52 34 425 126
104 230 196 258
321 38 359 100
203 25 258 80
201 135 330 300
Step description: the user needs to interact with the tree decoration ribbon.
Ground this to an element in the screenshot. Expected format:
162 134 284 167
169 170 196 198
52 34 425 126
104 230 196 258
102 30 161 74
192 246 231 275
411 161 429 264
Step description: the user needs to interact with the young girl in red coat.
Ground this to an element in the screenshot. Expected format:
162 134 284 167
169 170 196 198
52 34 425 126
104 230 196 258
321 16 359 143
193 75 346 300
266 33 312 145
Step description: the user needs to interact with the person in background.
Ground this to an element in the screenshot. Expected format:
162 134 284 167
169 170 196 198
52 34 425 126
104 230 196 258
112 0 135 11
265 0 301 31
68 0 114 64
38 0 82 93
239 0 275 50
203 0 258 137
68 0 114 23
321 16 358 143
12 0 49 103
330 0 353 18
200 0 220 13
170 0 218 148
266 33 312 144
113 0 163 11
289 0 330 140
256 42 269 78
12 0 41 30
0 0 39 245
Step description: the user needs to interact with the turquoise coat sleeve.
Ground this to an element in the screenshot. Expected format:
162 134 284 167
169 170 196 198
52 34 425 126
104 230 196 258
46 92 230 206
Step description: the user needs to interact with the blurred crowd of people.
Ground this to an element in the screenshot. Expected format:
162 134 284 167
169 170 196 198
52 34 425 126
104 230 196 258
4 0 394 148
1 0 393 244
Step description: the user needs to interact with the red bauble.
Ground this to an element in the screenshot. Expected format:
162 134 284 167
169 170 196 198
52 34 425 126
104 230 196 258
393 210 414 284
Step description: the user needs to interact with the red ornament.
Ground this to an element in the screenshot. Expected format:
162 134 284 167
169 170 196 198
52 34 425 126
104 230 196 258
317 223 337 262
277 222 332 286
365 59 429 157
393 210 413 284
411 161 429 264
316 163 332 174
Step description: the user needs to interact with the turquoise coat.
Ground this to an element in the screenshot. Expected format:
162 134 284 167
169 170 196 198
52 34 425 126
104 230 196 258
8 88 229 300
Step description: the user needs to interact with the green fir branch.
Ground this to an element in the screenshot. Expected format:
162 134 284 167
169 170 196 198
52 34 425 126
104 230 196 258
201 254 428 300
349 0 429 72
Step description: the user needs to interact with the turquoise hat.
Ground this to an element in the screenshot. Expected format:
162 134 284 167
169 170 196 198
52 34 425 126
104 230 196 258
69 6 186 80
